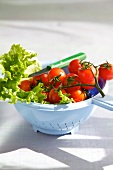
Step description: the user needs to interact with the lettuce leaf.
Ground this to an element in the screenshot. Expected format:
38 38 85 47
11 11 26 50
0 44 44 104
16 82 47 104
58 90 74 104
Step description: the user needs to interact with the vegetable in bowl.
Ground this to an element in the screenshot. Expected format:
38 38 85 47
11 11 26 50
0 44 113 105
17 58 108 104
0 44 43 103
1 44 113 135
14 61 111 135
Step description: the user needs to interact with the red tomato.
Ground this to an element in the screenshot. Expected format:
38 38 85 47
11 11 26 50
19 80 31 91
78 64 97 82
48 88 66 104
48 68 66 87
69 89 86 102
63 73 81 93
68 59 82 74
99 62 113 80
30 77 37 87
81 79 95 90
78 63 97 90
31 73 49 86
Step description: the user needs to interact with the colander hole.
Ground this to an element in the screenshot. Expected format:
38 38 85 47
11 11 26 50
72 122 75 127
42 122 47 129
65 123 68 130
57 123 62 131
50 124 55 129
34 120 41 128
72 121 80 128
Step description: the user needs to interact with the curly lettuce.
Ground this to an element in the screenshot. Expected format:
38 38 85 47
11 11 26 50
0 44 45 103
58 90 74 104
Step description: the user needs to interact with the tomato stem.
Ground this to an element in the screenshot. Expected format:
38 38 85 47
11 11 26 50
94 76 105 97
62 76 105 98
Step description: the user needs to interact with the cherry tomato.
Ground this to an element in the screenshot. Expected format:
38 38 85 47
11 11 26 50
78 64 97 82
48 68 66 87
78 63 97 90
63 73 81 93
31 73 49 86
99 62 113 80
81 79 95 90
30 77 37 87
69 89 86 102
48 88 66 104
68 59 82 74
19 80 31 91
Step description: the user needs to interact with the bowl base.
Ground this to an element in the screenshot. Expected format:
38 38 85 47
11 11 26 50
32 125 80 135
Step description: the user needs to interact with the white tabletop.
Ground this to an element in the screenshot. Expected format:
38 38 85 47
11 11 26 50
0 19 113 169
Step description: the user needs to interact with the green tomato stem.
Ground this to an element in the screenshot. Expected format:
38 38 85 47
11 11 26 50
94 76 105 97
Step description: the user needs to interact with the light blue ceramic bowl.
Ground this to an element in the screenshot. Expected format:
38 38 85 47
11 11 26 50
14 62 113 135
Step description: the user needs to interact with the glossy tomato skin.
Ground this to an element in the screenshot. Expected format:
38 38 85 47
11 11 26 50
87 77 106 98
99 63 113 80
69 89 86 102
81 79 95 90
19 80 31 91
63 73 81 93
34 73 48 85
78 64 97 90
30 73 49 87
78 65 96 82
30 77 37 87
48 89 66 104
68 59 82 74
48 68 66 86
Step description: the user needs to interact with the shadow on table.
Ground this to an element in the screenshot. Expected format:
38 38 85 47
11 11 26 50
0 103 113 170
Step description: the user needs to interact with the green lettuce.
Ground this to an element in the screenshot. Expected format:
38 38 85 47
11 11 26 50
0 44 45 104
58 90 74 104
